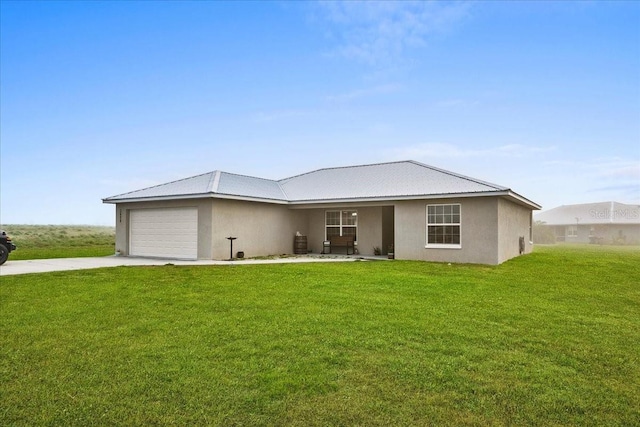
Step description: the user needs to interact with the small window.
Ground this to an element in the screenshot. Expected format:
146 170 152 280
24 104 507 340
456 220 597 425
567 225 578 237
426 204 461 248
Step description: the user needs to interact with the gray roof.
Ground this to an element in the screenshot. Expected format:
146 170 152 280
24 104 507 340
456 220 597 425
534 201 640 225
103 171 288 203
280 161 508 201
107 172 216 200
103 160 540 209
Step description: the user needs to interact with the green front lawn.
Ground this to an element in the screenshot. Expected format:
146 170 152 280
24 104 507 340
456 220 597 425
1 246 639 425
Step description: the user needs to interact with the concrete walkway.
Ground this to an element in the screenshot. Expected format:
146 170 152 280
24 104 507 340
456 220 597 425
0 254 373 276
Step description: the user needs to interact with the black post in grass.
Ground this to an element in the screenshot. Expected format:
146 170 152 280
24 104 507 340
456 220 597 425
226 237 237 261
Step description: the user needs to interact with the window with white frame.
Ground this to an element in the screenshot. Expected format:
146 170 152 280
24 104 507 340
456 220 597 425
426 204 461 248
325 210 357 241
567 225 578 237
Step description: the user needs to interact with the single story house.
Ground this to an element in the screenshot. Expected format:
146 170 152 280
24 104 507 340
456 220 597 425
103 160 541 265
534 201 640 244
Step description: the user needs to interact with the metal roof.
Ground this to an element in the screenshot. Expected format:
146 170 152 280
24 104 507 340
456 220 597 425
103 160 540 209
103 171 288 203
534 201 640 225
104 172 216 201
279 160 507 201
217 172 287 201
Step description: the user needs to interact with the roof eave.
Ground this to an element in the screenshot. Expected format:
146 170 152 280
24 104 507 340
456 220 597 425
211 193 289 204
102 192 289 205
503 191 542 210
103 189 540 210
102 194 212 204
288 190 541 209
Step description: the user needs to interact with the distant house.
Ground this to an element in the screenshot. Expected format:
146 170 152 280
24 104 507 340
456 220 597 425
535 201 640 244
103 160 540 265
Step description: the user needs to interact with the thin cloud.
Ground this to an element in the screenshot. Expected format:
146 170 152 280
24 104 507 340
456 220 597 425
315 1 472 65
587 159 640 200
543 157 640 179
597 161 640 180
538 157 640 203
588 184 640 203
589 184 640 193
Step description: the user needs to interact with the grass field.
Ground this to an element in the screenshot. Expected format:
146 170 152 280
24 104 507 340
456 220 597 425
1 245 639 425
0 225 115 260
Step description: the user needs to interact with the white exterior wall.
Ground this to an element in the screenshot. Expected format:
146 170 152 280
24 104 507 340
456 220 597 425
356 206 384 256
113 196 535 264
497 198 534 263
210 199 308 259
394 197 500 265
115 198 308 260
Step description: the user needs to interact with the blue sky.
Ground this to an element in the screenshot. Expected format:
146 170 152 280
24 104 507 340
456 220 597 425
1 1 638 225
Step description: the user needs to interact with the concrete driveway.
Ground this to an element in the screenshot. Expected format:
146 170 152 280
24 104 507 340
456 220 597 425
0 255 362 276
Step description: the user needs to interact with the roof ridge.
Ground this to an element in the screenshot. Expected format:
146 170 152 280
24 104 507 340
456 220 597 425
277 180 290 200
208 171 221 193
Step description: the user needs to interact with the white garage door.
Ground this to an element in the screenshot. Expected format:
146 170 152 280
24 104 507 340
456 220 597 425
129 208 198 259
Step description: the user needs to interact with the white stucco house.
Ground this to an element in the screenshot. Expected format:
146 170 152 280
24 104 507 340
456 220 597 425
103 160 541 265
535 201 640 244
